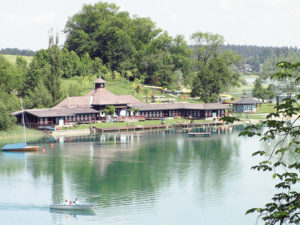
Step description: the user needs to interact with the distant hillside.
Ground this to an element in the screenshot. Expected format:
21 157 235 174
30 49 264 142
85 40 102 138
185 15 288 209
0 48 35 56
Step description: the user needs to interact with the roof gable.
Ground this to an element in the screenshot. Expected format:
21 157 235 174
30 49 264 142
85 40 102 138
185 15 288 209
231 97 262 104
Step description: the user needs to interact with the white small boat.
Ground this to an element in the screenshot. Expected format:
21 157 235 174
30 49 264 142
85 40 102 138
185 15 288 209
50 204 94 210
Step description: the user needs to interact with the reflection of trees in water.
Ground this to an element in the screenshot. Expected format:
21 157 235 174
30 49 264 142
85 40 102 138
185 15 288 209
19 130 243 207
26 147 64 203
0 152 26 176
187 133 241 193
59 132 243 207
62 136 177 207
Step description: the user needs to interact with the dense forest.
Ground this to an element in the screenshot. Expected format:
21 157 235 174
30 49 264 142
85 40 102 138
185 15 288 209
0 1 299 130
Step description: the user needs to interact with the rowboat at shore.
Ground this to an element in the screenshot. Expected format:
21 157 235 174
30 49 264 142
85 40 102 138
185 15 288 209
49 204 94 210
2 143 40 152
1 98 40 152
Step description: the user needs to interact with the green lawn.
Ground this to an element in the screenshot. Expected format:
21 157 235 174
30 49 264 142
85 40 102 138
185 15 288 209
257 103 276 114
232 113 265 120
105 80 136 95
1 54 33 64
231 103 276 120
61 77 163 102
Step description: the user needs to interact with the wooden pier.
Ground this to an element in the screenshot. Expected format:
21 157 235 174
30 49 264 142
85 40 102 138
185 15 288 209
188 132 210 137
95 121 225 134
96 124 169 133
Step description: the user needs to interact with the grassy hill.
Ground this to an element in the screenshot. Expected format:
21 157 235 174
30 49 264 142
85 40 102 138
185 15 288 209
1 54 33 64
60 77 200 103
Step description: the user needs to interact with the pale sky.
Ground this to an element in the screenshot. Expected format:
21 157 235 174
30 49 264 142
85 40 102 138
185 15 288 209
1 0 299 51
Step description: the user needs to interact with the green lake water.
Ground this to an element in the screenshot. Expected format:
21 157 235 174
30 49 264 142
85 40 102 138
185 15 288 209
0 127 276 225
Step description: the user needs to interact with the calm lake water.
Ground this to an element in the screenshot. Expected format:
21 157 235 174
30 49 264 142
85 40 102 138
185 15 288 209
0 127 276 225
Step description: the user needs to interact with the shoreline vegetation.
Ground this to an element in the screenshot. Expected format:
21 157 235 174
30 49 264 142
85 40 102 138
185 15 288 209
0 125 44 145
0 103 276 142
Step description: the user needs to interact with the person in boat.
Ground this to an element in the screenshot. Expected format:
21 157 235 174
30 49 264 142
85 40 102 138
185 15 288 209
63 200 69 205
69 200 73 205
73 198 79 205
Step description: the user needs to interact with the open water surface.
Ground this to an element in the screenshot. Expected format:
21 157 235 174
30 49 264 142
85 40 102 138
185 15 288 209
0 127 276 225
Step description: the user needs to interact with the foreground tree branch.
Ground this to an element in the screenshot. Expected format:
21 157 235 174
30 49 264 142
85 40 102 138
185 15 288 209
221 61 300 225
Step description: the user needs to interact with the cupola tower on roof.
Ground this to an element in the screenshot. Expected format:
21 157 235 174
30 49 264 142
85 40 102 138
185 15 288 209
94 77 106 89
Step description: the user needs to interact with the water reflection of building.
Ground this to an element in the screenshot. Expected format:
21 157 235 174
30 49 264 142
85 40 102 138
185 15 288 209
59 133 142 176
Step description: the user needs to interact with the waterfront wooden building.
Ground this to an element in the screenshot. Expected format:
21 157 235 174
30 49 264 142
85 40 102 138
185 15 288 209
231 97 262 113
13 107 100 128
134 103 228 119
13 78 230 128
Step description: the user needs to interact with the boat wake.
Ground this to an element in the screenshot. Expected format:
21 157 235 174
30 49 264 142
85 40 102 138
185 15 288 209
0 203 49 211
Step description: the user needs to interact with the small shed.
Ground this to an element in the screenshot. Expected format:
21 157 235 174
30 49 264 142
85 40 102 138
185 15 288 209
231 97 262 113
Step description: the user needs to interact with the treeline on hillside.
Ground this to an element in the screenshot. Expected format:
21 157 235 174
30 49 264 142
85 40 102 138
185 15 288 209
222 45 299 58
0 48 36 56
221 45 300 72
0 2 243 130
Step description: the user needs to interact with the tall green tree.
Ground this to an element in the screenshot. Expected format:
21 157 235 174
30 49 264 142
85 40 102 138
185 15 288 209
23 49 50 96
169 35 192 85
64 2 192 87
24 81 53 109
252 78 275 102
60 49 81 78
0 101 16 131
44 33 62 105
0 56 17 93
191 32 224 65
191 32 240 102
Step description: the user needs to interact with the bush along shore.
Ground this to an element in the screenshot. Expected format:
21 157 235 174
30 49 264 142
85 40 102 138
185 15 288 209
0 125 44 145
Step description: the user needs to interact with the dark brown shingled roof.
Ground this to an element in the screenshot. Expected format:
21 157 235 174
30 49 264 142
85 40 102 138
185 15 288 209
53 87 142 108
132 103 229 111
118 95 142 106
87 88 125 105
94 77 106 83
85 88 141 105
231 97 262 105
52 96 91 109
14 108 99 118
